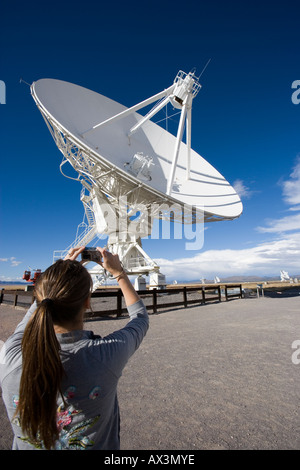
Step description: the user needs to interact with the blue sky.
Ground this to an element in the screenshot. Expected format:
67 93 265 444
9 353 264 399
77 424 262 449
1 0 300 282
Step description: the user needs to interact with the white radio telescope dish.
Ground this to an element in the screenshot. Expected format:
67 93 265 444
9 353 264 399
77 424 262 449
280 270 290 281
31 70 242 287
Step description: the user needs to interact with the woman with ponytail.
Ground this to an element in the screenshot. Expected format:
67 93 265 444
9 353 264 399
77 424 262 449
0 246 149 450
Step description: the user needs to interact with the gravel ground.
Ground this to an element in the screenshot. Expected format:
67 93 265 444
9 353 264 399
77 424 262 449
1 295 300 450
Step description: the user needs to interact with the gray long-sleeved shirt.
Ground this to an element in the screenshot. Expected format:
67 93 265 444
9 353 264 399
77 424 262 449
0 299 149 450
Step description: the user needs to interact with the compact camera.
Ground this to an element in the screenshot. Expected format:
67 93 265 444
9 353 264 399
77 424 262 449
81 247 101 263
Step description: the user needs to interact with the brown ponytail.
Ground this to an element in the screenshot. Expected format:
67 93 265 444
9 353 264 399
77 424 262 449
18 300 64 448
16 259 92 449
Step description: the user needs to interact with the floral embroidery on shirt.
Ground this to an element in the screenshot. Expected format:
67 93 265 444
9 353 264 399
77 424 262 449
16 402 100 450
55 404 100 450
57 403 80 431
12 395 19 409
89 386 101 400
63 386 76 400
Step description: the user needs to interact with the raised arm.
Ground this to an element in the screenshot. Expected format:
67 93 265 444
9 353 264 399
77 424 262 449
96 247 140 307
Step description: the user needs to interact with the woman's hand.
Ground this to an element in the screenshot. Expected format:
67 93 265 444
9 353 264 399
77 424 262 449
96 247 123 277
64 246 139 306
64 246 85 261
97 247 139 306
64 246 122 276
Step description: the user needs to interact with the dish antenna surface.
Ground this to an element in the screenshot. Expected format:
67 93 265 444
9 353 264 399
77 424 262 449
280 270 290 281
31 70 242 287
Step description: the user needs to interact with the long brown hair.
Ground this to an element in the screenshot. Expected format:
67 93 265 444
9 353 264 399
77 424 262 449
16 259 92 449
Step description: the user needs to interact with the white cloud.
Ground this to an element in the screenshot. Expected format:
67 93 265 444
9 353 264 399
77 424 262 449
258 157 300 234
0 257 22 267
257 213 300 233
233 179 252 199
11 260 22 267
154 160 300 281
281 157 300 206
154 233 300 280
0 275 23 282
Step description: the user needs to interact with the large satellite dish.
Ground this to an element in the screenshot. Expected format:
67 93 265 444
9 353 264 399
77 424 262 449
31 70 242 288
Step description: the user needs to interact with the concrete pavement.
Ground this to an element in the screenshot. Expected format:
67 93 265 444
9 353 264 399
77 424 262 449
1 296 299 450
